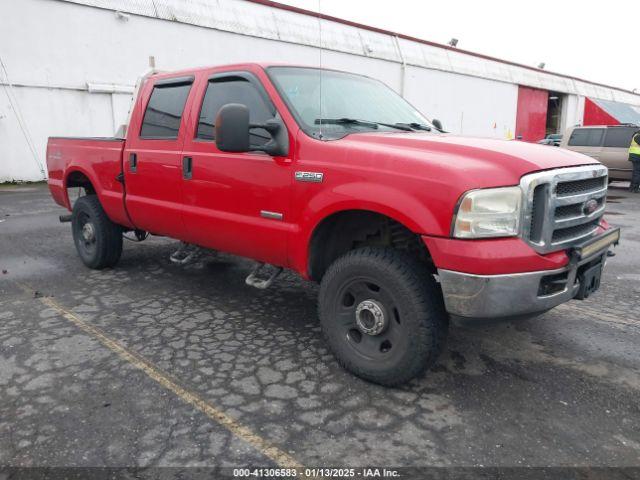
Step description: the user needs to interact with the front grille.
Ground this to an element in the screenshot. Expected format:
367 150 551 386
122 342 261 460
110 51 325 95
529 184 548 243
555 197 605 220
555 176 606 197
522 165 608 253
551 219 600 244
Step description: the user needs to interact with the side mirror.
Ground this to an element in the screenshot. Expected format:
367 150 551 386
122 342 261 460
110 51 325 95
215 103 289 157
215 104 251 153
432 118 444 132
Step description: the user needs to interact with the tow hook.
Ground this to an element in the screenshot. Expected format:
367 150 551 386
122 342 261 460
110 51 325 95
245 263 282 289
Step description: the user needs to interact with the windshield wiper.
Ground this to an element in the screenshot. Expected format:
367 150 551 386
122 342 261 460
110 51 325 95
394 122 432 131
314 118 379 129
314 118 415 132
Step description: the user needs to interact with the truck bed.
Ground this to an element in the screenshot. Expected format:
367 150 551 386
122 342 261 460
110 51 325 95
46 136 132 228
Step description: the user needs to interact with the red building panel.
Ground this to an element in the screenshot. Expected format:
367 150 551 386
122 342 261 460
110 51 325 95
515 86 548 142
583 98 620 126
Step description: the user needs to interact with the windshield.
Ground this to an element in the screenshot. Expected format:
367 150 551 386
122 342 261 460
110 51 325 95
268 67 434 140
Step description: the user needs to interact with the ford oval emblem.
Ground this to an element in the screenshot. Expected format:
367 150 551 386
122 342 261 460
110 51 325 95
583 199 599 215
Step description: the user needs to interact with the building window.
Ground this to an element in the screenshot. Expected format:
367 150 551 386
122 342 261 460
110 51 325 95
197 78 273 146
140 82 192 139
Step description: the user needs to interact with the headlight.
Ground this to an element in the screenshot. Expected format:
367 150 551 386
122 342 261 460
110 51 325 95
452 186 522 238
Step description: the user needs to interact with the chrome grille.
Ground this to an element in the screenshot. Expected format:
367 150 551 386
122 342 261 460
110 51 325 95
555 197 604 220
551 219 600 244
521 165 608 253
555 176 607 197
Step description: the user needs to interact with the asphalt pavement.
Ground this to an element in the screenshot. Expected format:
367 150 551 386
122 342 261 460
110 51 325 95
1 182 639 473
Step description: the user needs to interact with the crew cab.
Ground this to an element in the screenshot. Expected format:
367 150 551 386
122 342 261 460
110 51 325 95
46 63 620 386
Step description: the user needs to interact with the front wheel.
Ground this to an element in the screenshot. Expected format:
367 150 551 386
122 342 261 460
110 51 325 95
71 195 123 269
319 248 448 386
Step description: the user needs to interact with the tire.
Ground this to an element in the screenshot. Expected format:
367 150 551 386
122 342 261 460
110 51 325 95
71 195 123 269
319 247 448 386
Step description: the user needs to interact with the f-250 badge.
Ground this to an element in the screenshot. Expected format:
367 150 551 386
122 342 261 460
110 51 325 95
295 171 324 183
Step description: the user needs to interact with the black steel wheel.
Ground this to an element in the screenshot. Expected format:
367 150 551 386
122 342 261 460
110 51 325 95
319 247 448 386
71 195 122 269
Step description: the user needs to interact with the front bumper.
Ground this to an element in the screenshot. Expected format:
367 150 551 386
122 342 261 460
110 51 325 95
438 229 620 318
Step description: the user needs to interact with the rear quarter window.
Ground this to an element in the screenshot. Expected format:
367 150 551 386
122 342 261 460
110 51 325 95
603 128 636 148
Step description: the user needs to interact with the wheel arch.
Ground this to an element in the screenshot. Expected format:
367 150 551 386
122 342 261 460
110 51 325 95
304 207 434 282
61 167 99 209
66 169 97 193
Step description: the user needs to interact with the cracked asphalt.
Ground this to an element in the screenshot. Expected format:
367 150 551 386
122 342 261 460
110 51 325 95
0 183 639 469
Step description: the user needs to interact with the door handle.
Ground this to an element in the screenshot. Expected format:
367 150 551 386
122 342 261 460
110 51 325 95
183 156 192 180
129 153 137 173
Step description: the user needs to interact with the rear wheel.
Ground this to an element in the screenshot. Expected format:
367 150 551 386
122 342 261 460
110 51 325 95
319 247 448 386
71 195 122 269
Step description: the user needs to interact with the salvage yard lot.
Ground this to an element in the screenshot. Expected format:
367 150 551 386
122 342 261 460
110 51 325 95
1 183 639 468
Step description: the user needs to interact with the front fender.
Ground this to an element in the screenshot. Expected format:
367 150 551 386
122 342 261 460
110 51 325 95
289 181 443 277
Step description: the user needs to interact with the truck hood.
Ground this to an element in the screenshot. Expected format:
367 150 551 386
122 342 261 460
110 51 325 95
338 131 599 187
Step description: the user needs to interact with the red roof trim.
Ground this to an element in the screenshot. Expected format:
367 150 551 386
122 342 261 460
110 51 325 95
245 0 638 97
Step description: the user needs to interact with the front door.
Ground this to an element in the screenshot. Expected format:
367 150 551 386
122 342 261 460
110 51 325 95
124 76 195 238
180 71 293 267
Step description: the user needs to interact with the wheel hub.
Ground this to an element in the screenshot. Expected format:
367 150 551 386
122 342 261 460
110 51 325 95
355 299 387 336
82 222 96 243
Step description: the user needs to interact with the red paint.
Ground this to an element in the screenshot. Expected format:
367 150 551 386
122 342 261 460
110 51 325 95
583 98 620 126
46 63 603 279
422 236 569 275
46 137 131 228
515 86 548 142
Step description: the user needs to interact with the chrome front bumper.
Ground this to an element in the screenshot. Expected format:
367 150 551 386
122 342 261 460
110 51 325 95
438 248 611 319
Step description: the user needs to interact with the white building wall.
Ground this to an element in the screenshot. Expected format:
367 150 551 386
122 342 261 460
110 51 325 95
403 66 518 139
561 94 585 132
1 0 639 181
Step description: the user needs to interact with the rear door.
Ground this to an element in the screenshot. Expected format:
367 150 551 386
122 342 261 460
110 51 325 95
566 127 605 161
601 127 635 180
124 75 196 237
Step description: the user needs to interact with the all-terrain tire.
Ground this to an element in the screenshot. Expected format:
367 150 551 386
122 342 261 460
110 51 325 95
319 247 448 386
71 195 123 269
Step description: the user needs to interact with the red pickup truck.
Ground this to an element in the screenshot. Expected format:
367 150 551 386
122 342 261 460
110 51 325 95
47 63 620 385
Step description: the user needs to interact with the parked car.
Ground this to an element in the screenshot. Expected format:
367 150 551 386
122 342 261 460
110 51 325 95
46 64 620 386
537 133 562 146
560 125 639 181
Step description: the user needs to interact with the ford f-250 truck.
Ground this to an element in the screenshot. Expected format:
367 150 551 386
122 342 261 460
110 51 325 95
47 63 620 386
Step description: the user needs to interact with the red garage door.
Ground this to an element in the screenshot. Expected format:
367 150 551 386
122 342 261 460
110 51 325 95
515 86 548 142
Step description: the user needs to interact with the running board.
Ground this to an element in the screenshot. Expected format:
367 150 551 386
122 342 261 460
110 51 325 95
245 263 282 289
170 242 202 265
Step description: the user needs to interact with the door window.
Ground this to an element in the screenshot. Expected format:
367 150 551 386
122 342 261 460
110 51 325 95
197 78 273 146
603 128 635 148
568 128 604 147
140 81 192 139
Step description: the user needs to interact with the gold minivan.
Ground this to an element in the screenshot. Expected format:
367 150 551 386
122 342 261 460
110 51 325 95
560 125 638 181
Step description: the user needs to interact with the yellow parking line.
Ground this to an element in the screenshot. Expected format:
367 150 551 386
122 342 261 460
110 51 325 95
17 283 302 469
